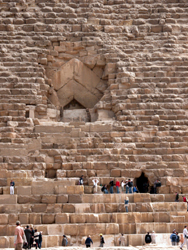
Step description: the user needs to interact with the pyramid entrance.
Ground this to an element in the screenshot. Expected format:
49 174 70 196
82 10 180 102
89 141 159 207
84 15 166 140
62 99 90 122
136 172 149 193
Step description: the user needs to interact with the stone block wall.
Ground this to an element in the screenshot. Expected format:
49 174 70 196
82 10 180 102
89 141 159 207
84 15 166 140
1 0 188 248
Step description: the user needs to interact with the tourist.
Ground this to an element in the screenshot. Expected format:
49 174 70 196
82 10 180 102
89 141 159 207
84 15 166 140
34 229 39 249
92 179 99 194
143 181 149 193
176 232 180 245
30 226 34 247
170 230 177 246
14 221 24 250
62 235 68 246
175 192 179 202
121 180 125 193
118 233 125 246
101 184 108 194
125 180 129 193
180 226 188 249
79 175 84 185
115 179 120 193
151 231 156 244
10 180 15 195
109 179 114 194
145 232 151 244
85 235 93 248
124 197 129 213
133 186 138 193
128 179 133 193
154 179 161 194
38 231 42 249
99 234 105 247
24 225 31 249
182 196 187 203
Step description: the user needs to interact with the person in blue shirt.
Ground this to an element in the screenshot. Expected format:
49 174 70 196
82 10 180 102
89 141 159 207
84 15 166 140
85 235 93 248
133 186 138 193
170 230 177 246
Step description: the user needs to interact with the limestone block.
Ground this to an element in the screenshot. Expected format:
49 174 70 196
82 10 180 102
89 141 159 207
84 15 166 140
29 214 41 225
151 194 165 202
18 214 29 224
31 181 54 195
111 169 121 177
0 195 17 204
170 215 185 223
64 224 78 236
99 214 111 223
128 234 144 246
0 226 7 236
62 204 75 213
135 203 153 212
153 212 170 222
133 193 151 203
31 204 47 213
96 170 110 177
8 214 18 224
41 195 57 204
68 194 82 203
55 213 69 224
56 170 66 178
0 236 9 248
0 214 8 224
0 169 7 178
86 214 100 223
42 214 55 224
17 186 31 195
105 223 119 234
18 195 41 204
47 235 59 247
119 223 136 234
105 204 118 213
7 225 15 236
75 204 92 213
84 186 93 194
20 205 32 214
70 214 86 223
57 195 68 203
47 224 64 235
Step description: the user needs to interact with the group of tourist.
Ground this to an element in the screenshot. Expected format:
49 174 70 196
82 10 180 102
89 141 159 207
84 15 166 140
170 229 180 246
78 176 138 194
14 221 42 250
101 179 138 194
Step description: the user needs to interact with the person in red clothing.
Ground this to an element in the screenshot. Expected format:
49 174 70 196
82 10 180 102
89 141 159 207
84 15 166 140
14 221 24 250
116 179 120 193
182 196 187 202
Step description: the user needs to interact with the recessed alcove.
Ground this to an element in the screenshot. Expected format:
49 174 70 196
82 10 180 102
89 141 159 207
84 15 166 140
136 172 149 193
62 99 90 122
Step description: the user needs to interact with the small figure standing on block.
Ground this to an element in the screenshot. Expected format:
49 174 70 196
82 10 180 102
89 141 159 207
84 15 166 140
62 235 68 247
10 180 15 195
99 234 105 247
124 197 129 213
92 179 99 194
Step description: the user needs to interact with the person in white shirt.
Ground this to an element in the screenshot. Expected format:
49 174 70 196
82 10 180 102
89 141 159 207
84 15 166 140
180 226 188 249
92 179 99 194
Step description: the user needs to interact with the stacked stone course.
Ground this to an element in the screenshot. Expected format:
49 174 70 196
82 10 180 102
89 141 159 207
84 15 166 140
1 0 188 248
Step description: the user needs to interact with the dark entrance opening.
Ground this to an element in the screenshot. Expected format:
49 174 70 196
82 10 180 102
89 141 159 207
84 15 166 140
136 172 149 193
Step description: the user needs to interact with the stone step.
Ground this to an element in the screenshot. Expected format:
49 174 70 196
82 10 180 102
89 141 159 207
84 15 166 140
0 212 186 225
0 233 176 248
0 222 186 237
